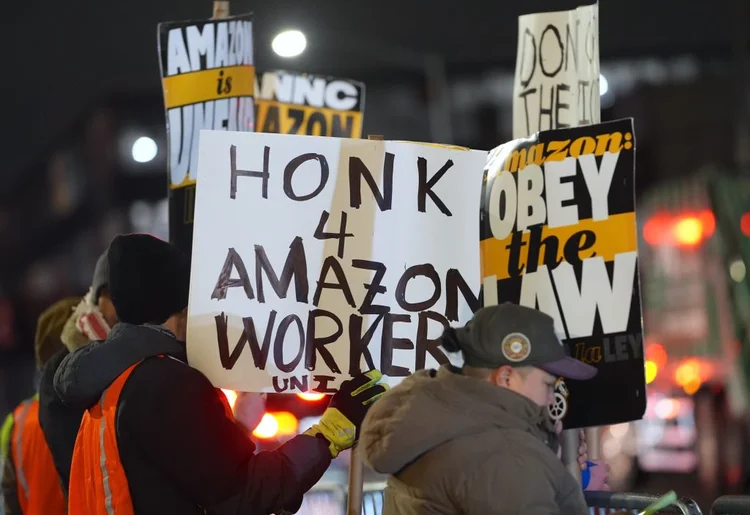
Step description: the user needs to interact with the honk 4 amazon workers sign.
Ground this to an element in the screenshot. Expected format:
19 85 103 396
480 118 644 428
158 14 254 255
255 70 365 138
186 131 486 394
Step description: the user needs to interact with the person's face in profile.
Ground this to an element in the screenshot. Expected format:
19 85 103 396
495 366 556 408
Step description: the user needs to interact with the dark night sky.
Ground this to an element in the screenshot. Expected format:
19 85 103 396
1 0 736 183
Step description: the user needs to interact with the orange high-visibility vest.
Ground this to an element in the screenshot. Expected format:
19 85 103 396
10 397 67 515
67 356 235 515
68 362 139 515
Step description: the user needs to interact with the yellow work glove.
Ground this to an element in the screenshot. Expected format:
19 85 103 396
304 369 389 458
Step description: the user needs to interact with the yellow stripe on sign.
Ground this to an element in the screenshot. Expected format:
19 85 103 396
480 212 637 281
170 176 196 190
255 100 363 138
163 65 255 110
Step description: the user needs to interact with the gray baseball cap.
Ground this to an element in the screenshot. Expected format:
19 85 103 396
91 251 110 301
451 303 597 380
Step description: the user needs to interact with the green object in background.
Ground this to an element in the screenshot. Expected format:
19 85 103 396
638 491 678 515
0 411 13 460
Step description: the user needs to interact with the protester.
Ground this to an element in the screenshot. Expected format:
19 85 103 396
1 297 81 515
55 233 388 514
360 303 599 515
37 251 114 497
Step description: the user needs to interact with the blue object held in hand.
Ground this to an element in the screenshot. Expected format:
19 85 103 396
581 460 596 490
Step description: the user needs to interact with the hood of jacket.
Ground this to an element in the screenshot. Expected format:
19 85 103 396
360 365 558 475
53 323 187 409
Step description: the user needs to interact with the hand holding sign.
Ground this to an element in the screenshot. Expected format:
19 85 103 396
304 369 389 458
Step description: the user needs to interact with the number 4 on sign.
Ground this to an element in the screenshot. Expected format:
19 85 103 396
314 211 354 259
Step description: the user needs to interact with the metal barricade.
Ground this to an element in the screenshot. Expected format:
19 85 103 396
294 482 386 515
295 483 346 515
586 492 703 515
362 483 387 515
711 496 750 515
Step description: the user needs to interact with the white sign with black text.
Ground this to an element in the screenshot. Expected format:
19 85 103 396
513 3 600 139
187 131 486 393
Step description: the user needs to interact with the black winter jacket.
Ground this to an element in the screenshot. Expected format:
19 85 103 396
38 347 83 496
53 323 331 514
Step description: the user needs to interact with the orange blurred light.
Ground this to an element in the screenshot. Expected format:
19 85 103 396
699 210 716 237
645 341 668 369
252 413 279 439
673 216 704 247
741 213 750 237
273 411 299 436
674 360 700 386
251 412 299 439
643 215 669 246
683 378 702 395
221 389 238 410
297 392 326 402
645 360 658 384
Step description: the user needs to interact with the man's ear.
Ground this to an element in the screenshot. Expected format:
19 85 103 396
490 366 513 387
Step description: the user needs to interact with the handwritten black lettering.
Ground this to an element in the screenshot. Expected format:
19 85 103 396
539 25 564 78
445 268 480 320
313 211 354 259
416 311 450 370
305 309 343 373
230 144 269 200
273 314 305 373
380 313 413 377
395 264 441 312
313 256 356 308
283 153 329 201
212 248 254 300
417 157 454 216
348 313 383 375
254 237 309 303
352 259 389 315
349 153 394 212
313 375 337 393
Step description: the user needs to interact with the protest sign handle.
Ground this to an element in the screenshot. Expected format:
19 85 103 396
212 1 230 19
347 447 365 515
586 427 601 461
345 134 385 515
561 428 581 485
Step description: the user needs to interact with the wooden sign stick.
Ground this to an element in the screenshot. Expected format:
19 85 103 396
346 133 384 515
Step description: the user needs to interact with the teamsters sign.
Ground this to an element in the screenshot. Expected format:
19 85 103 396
187 131 485 393
480 118 644 428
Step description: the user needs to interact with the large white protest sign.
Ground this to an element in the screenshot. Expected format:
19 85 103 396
513 3 600 139
187 131 486 393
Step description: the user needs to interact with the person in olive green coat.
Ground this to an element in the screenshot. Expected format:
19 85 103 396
360 303 599 515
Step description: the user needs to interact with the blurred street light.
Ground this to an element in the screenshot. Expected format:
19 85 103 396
272 30 306 58
599 74 609 96
132 136 158 163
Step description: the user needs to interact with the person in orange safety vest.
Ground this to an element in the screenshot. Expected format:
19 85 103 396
57 234 387 514
1 297 81 515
